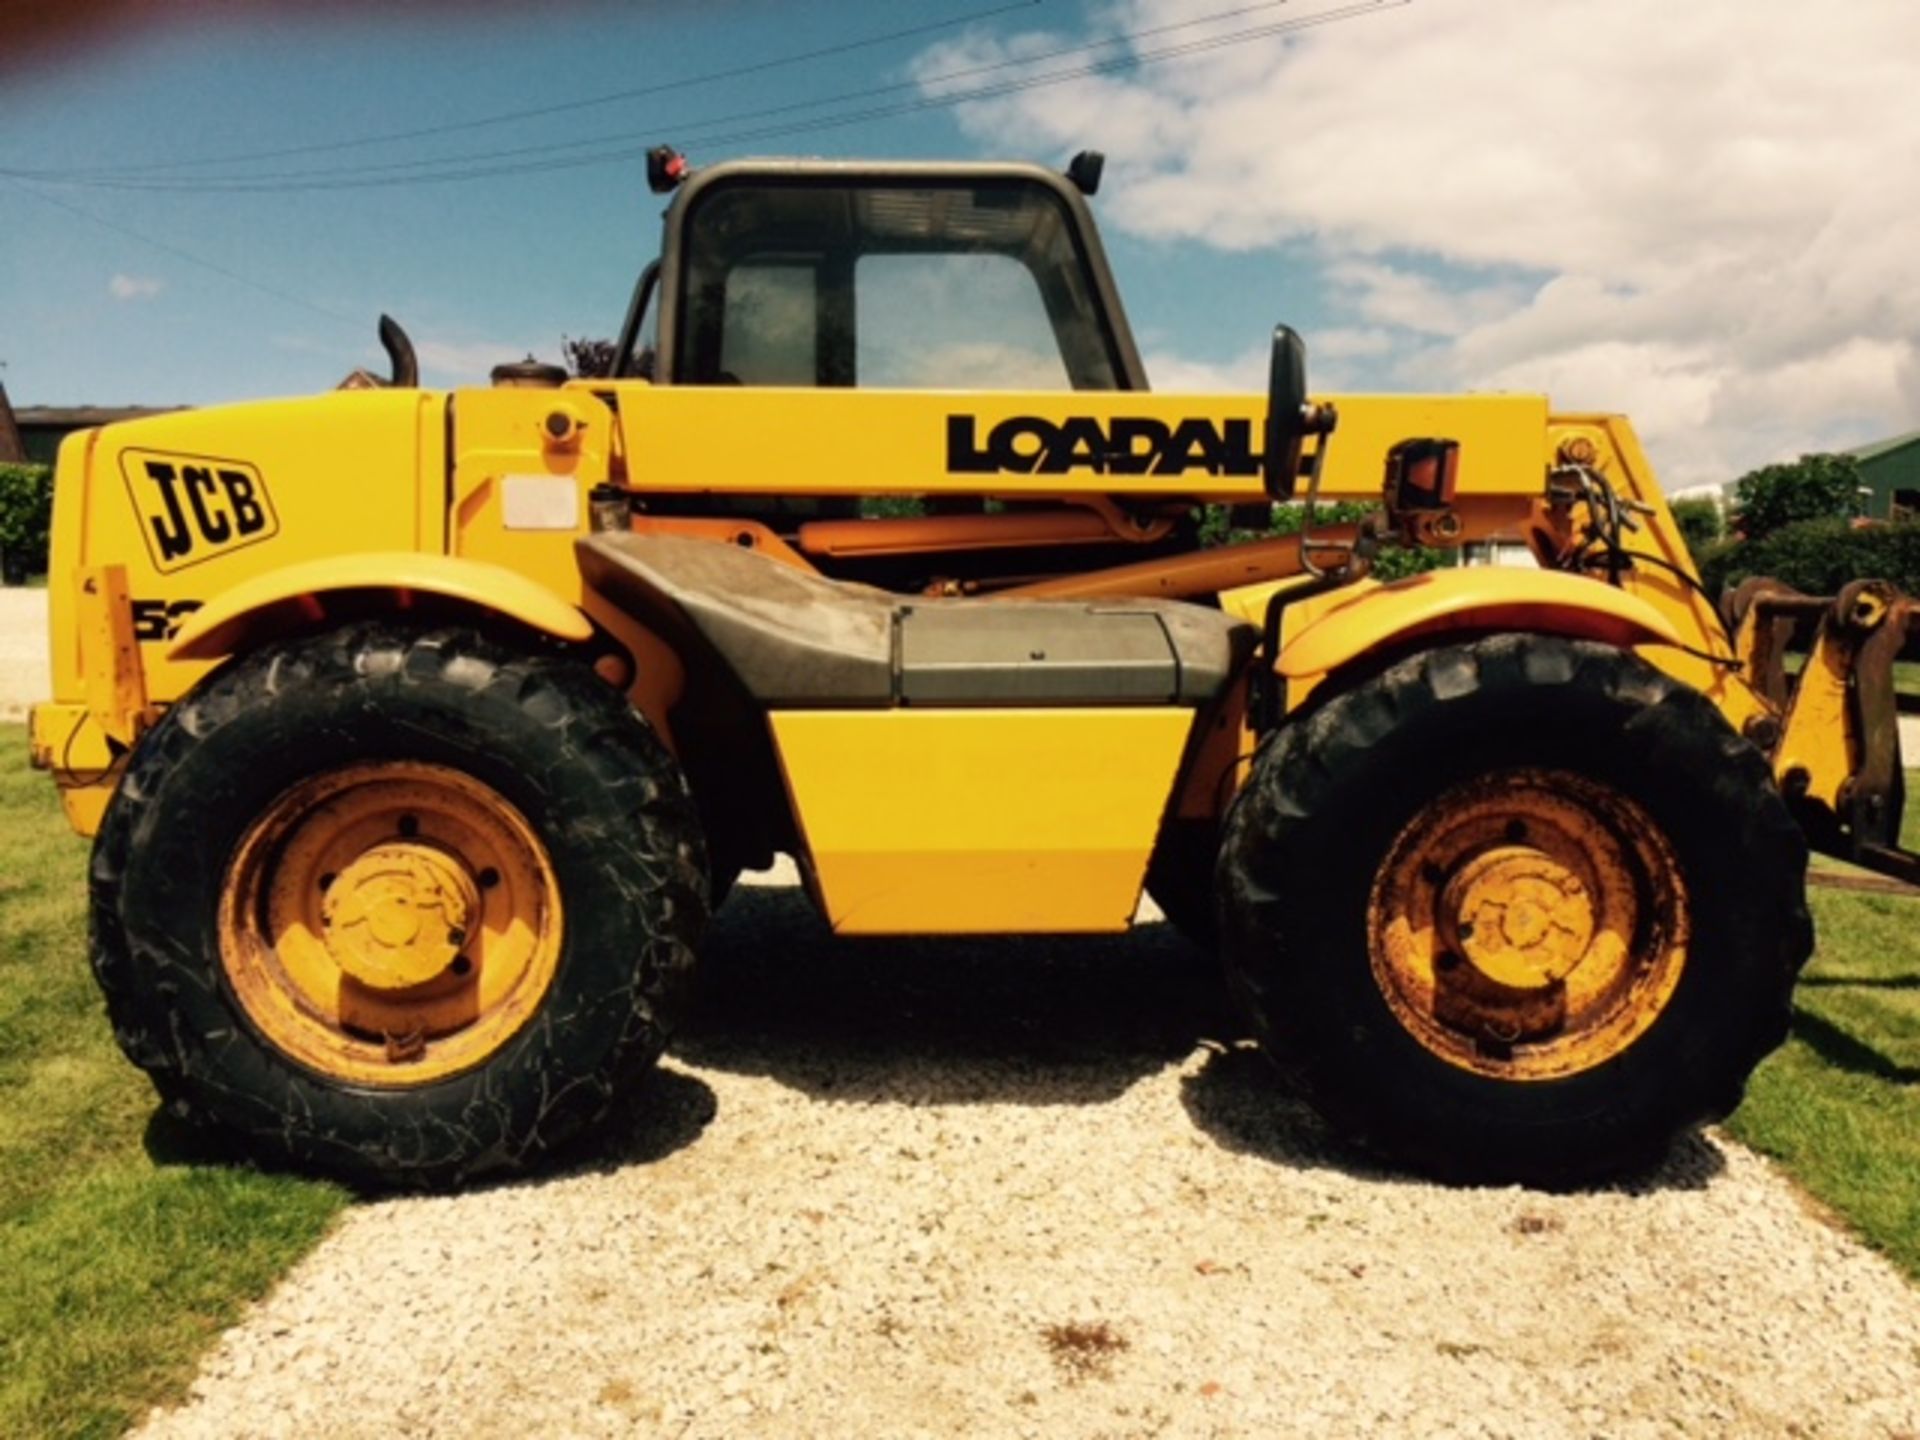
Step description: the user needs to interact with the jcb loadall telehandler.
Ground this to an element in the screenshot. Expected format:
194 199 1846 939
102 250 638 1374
30 149 1917 1188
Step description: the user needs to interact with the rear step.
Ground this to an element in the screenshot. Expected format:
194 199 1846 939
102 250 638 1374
577 532 1257 709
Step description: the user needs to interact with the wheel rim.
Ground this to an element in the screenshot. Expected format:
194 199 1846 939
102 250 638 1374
219 762 563 1087
1366 767 1688 1081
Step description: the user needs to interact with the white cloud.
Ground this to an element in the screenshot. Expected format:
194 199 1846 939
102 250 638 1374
1326 261 1526 340
108 273 162 301
1144 326 1401 393
1313 327 1395 363
920 0 1920 485
1144 345 1265 393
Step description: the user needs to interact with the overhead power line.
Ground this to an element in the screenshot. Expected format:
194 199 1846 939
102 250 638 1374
1 0 1405 195
2 177 362 325
71 0 1311 191
35 0 1047 178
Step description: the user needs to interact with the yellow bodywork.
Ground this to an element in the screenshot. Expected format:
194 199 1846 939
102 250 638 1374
29 365 1826 934
770 708 1194 933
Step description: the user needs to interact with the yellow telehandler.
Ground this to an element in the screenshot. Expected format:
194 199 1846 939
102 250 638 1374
28 148 1916 1188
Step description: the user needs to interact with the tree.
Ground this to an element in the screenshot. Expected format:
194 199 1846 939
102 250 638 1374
0 463 52 585
1669 496 1723 560
561 335 618 379
1730 453 1862 541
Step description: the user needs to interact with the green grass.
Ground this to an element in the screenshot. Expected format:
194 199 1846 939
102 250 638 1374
0 725 345 1438
1784 650 1920 699
1725 776 1920 1278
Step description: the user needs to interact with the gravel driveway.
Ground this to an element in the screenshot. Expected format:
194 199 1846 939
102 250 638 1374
0 586 49 721
136 872 1920 1440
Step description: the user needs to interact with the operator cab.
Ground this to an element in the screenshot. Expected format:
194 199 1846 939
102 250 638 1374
597 154 1325 594
614 157 1146 392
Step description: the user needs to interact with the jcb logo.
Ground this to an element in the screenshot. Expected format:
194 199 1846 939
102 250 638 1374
118 449 278 573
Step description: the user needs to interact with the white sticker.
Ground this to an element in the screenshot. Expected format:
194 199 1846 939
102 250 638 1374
500 475 580 531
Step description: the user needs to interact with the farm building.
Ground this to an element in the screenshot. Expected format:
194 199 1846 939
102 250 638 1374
5 403 184 466
1848 429 1920 520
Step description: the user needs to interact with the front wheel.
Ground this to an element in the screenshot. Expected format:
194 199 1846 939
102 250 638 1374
90 622 708 1189
1219 634 1810 1186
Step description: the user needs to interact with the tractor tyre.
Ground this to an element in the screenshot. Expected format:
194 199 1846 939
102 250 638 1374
1218 633 1810 1186
90 621 708 1190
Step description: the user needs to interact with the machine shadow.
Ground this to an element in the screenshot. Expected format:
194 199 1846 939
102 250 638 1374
1790 1007 1919 1084
671 883 1727 1194
672 881 1241 1108
142 1065 721 1198
1176 1044 1728 1194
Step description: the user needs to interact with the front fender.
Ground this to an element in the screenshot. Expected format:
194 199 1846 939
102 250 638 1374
168 551 593 661
1276 567 1688 681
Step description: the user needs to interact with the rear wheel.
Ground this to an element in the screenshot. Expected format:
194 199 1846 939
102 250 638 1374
91 621 708 1189
1219 633 1810 1185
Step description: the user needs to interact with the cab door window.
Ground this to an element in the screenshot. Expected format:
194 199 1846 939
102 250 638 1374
718 262 819 386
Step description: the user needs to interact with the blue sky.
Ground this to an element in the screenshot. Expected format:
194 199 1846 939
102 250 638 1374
4 0 1916 487
0 2 1331 406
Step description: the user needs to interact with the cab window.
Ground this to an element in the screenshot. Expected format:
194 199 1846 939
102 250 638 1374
676 178 1121 390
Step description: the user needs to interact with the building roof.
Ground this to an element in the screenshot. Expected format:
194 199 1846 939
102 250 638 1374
12 405 185 428
0 385 24 463
1847 428 1920 463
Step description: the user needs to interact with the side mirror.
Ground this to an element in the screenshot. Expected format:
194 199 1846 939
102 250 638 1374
378 314 418 389
1262 324 1335 500
1066 149 1105 195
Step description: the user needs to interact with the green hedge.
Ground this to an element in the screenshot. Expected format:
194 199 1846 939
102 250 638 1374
0 464 52 585
1698 517 1920 599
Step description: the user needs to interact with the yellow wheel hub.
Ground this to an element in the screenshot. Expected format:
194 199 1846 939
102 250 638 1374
321 842 481 991
1368 768 1688 1081
219 762 563 1087
1439 846 1595 990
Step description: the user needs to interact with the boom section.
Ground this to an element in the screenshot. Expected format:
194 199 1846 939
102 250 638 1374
615 387 1551 505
